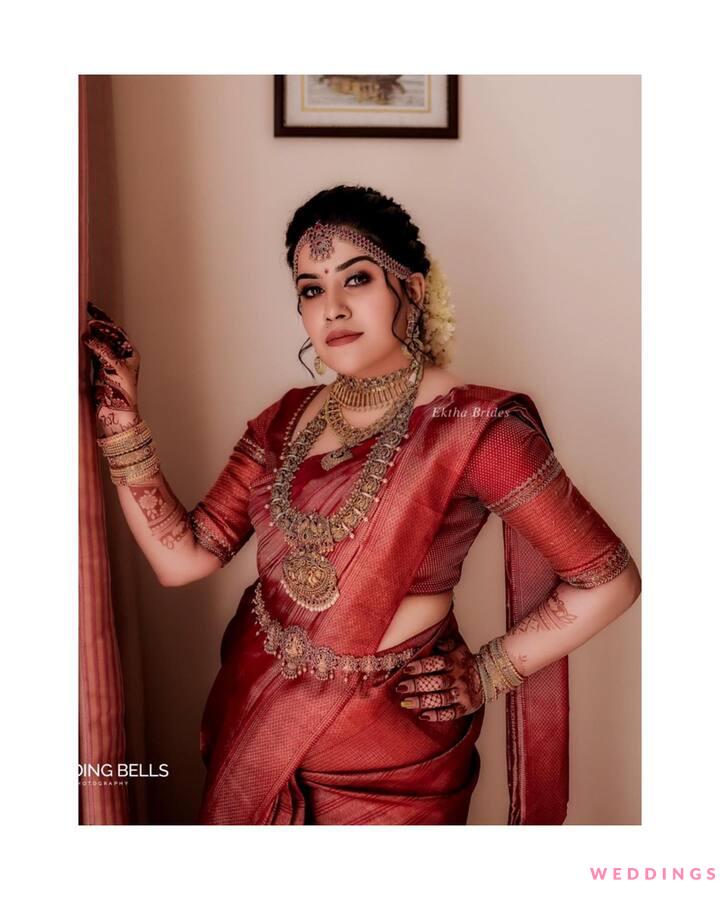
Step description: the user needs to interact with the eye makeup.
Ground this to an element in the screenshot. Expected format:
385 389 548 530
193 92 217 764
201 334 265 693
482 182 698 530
298 270 371 300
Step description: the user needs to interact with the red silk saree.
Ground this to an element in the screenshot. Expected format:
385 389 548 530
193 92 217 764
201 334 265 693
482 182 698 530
189 383 629 825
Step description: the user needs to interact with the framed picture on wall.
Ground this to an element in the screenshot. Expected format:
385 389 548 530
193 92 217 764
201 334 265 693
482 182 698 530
274 74 459 138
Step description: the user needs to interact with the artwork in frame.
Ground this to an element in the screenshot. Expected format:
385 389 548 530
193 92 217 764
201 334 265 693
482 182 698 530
274 75 459 139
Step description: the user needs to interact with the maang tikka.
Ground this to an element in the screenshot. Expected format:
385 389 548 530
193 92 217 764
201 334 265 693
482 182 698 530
293 221 414 285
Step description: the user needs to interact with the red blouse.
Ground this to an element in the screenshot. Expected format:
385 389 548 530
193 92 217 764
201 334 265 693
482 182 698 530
188 384 629 593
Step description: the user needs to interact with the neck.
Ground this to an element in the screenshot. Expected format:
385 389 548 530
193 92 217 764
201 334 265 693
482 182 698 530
336 355 427 382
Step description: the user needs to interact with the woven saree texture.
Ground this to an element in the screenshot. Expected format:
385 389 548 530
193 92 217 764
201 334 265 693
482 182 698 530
192 384 628 824
187 397 282 566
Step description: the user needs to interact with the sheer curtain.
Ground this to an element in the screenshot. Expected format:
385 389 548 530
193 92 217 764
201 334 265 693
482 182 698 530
78 74 129 825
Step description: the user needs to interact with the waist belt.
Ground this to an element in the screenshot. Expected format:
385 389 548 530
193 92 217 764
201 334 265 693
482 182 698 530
251 580 418 681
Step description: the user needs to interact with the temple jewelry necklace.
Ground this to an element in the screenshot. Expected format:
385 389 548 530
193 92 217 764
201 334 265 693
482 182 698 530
330 361 421 410
323 393 407 458
322 358 422 466
265 361 424 612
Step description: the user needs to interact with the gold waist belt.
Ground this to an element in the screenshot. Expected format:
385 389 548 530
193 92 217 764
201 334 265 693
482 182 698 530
250 581 417 682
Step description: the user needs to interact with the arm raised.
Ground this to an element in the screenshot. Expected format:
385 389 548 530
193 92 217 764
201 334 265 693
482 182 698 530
82 301 274 587
111 424 267 587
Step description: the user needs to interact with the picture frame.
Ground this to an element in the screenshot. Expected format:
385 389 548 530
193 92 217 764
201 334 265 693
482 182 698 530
274 74 459 138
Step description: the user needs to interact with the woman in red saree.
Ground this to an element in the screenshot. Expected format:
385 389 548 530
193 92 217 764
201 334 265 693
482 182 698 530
83 184 640 825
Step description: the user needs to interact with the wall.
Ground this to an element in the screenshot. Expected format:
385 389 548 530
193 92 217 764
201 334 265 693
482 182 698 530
105 74 640 824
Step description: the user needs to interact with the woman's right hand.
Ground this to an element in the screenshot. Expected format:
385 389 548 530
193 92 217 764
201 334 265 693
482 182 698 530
81 300 142 435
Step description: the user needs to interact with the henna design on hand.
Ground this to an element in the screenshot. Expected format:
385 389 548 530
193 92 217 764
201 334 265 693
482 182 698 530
97 409 141 436
92 369 137 413
434 707 460 722
82 306 141 427
454 644 483 712
507 587 577 635
128 474 192 550
396 632 485 720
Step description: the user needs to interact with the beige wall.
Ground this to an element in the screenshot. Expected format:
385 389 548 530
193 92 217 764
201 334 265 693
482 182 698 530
105 74 640 824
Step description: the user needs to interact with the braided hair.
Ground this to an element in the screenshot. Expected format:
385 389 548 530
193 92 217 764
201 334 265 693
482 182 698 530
285 185 435 379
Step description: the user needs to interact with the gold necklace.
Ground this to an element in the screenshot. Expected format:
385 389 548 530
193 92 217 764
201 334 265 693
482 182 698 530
320 389 412 471
324 393 404 445
265 370 423 612
331 360 421 409
320 359 421 468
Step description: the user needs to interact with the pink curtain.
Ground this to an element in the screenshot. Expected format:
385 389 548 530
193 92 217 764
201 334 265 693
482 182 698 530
78 74 129 825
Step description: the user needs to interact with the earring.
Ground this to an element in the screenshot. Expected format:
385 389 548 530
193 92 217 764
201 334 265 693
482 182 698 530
314 355 327 375
401 305 422 359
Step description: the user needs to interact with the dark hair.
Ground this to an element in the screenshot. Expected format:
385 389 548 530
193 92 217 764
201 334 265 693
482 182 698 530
285 184 434 378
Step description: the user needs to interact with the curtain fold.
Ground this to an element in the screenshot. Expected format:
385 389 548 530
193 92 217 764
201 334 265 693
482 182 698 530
78 74 129 825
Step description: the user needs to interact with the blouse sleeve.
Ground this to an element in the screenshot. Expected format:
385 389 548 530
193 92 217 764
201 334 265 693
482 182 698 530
457 408 630 588
187 398 281 567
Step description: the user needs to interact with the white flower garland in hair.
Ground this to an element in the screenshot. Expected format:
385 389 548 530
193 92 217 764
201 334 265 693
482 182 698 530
419 256 456 367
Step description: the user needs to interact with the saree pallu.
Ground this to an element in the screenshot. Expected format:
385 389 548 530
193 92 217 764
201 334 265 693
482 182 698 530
194 384 601 825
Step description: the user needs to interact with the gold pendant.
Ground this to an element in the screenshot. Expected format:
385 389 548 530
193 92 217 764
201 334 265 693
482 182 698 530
320 446 354 471
281 549 340 611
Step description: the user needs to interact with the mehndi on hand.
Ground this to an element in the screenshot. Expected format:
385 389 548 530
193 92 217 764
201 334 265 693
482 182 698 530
81 300 142 435
394 633 486 722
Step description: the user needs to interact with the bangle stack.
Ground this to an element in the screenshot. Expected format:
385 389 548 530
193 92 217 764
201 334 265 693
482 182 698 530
473 636 525 704
97 419 161 485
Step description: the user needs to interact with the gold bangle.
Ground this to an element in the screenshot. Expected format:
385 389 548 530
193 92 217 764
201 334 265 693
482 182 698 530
97 418 148 446
471 655 489 704
98 420 151 455
110 451 160 477
109 454 161 485
107 442 157 468
474 636 526 705
482 648 510 695
103 434 153 460
473 652 497 703
108 445 158 473
111 464 160 487
488 637 525 688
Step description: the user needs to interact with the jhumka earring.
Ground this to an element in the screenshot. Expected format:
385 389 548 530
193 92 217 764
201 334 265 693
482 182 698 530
314 355 327 375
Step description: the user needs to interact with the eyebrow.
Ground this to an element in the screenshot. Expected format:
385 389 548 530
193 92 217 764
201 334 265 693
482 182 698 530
295 255 375 285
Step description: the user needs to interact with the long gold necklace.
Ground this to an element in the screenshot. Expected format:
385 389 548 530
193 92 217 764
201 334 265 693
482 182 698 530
265 363 424 611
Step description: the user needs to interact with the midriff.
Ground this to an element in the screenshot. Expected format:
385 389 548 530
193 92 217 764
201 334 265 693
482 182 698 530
375 590 454 651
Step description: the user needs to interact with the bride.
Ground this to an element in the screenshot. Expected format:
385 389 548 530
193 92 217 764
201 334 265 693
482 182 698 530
82 184 640 825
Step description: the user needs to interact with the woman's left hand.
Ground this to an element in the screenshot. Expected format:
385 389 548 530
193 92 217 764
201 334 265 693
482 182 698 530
394 634 485 721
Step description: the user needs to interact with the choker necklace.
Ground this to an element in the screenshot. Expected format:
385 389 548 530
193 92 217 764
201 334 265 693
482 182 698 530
265 362 424 611
331 360 421 410
322 391 409 468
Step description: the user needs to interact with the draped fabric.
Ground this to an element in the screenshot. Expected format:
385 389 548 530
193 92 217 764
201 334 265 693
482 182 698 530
193 384 629 825
78 75 129 824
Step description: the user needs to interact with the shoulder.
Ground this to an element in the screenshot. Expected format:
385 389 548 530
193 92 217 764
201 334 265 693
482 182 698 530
451 385 560 504
443 381 556 451
251 384 316 417
244 384 319 443
414 366 465 405
445 379 543 420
